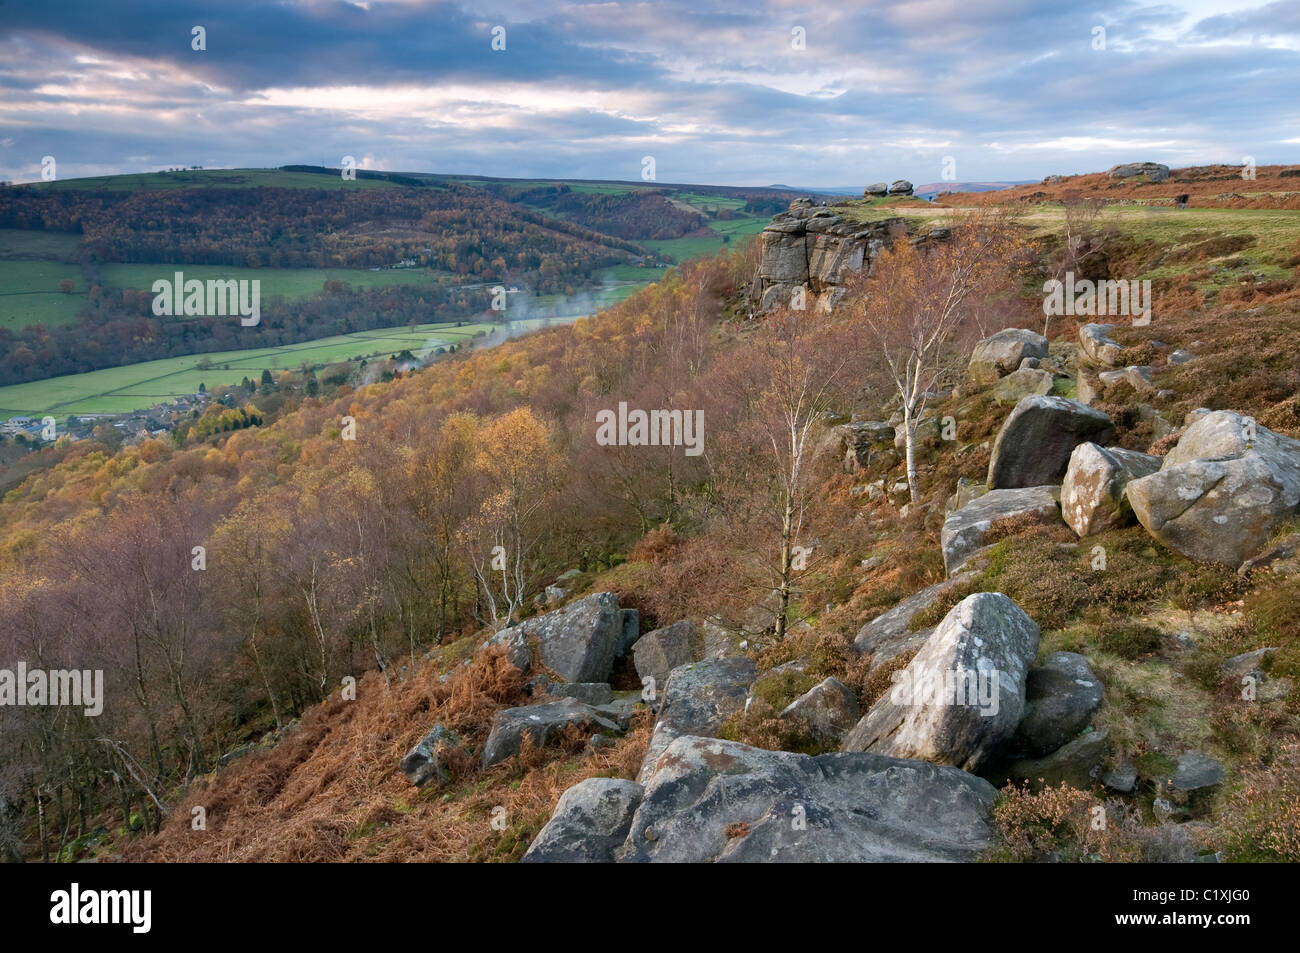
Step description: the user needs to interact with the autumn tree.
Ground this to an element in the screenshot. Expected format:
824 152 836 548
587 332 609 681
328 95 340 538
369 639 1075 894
853 210 1021 502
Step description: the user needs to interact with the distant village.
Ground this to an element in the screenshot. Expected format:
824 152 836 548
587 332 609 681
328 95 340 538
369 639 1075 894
1 391 214 446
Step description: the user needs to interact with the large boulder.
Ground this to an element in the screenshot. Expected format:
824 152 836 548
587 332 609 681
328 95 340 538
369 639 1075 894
987 395 1115 489
889 179 914 195
1013 652 1103 757
864 182 889 197
521 778 644 863
995 728 1109 790
513 591 626 684
616 735 999 862
830 420 897 471
1078 323 1124 367
1106 162 1171 183
968 328 1050 384
841 593 1041 773
1126 411 1300 567
941 485 1062 575
1060 442 1161 537
481 698 622 768
632 620 703 693
637 657 758 783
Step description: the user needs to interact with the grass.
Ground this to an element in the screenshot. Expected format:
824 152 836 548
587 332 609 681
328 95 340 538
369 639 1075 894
0 228 82 260
0 321 512 416
0 260 88 329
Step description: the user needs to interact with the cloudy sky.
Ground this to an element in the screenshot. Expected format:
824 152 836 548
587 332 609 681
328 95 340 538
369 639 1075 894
1 0 1297 188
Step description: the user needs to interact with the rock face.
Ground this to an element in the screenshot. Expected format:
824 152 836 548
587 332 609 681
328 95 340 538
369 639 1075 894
1126 411 1300 567
992 367 1055 404
399 723 460 787
514 591 626 684
614 736 999 862
750 202 904 314
1013 652 1103 757
1079 324 1124 367
637 657 758 783
631 620 702 692
521 778 644 863
941 485 1062 575
481 698 621 768
1107 162 1171 182
841 593 1041 773
779 677 860 744
1061 442 1161 537
968 328 1050 384
987 395 1115 489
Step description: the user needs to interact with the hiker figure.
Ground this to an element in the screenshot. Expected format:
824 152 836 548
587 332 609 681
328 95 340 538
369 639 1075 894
1176 193 1189 209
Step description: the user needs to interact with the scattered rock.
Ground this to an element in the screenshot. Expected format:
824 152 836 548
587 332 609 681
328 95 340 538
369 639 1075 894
632 620 703 692
988 395 1115 489
1102 758 1139 793
841 592 1041 773
1221 647 1277 680
992 367 1056 404
945 477 989 515
1168 349 1194 366
1125 365 1155 391
941 485 1062 575
1172 753 1225 793
830 420 897 471
399 723 461 787
1013 652 1103 757
968 328 1051 384
521 778 644 863
1061 442 1161 537
481 698 622 768
637 657 758 783
1078 323 1124 367
1126 411 1300 567
615 736 998 862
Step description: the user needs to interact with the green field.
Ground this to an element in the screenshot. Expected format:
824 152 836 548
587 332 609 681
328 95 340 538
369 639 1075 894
0 228 82 260
0 321 515 416
0 260 88 329
643 215 766 262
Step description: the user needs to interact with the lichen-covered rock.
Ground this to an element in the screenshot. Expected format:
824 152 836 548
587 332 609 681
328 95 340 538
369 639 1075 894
399 723 461 787
841 592 1041 773
516 591 626 684
968 328 1050 384
481 698 621 768
987 395 1115 489
991 367 1055 404
637 657 758 783
853 573 976 669
941 485 1062 575
615 735 998 862
521 778 644 863
1061 442 1161 537
1078 323 1124 367
1126 411 1300 567
1106 161 1171 182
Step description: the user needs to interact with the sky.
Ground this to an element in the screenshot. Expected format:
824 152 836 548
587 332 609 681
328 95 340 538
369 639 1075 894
1 0 1298 189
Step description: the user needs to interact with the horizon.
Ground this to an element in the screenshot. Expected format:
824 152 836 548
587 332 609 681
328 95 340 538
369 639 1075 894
3 0 1298 188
